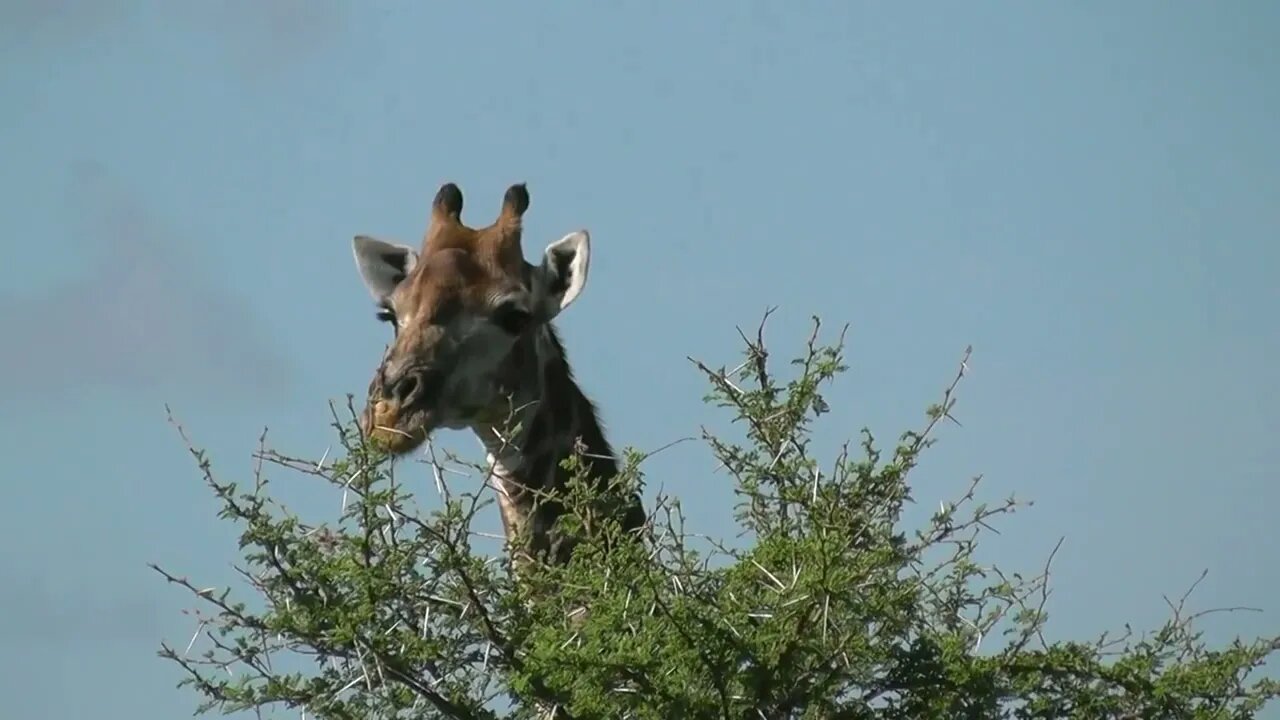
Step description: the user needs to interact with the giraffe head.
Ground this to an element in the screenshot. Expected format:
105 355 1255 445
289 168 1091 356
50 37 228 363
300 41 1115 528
351 182 592 455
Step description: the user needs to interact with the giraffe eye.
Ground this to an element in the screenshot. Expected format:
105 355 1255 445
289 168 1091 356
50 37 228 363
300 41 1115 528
376 303 397 331
492 303 532 335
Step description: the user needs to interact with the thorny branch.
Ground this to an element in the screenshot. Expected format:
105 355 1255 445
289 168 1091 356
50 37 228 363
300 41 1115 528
154 312 1279 719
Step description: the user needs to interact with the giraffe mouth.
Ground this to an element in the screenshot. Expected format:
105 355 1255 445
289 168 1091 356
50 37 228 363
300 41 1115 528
358 382 505 455
360 399 436 455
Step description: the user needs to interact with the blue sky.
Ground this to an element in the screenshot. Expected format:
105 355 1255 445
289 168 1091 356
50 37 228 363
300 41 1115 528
1 2 1277 716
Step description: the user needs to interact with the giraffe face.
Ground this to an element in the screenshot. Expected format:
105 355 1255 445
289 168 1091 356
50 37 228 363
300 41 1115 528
351 183 591 456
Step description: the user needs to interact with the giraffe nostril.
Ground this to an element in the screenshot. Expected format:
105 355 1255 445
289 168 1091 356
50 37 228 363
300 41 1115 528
390 372 421 405
388 369 442 407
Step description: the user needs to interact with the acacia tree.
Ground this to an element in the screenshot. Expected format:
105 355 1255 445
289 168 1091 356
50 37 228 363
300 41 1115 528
154 314 1279 719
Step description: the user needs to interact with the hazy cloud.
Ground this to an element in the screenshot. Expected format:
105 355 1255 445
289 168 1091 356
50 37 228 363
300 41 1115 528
0 1 342 79
0 0 124 47
189 0 344 80
0 162 296 406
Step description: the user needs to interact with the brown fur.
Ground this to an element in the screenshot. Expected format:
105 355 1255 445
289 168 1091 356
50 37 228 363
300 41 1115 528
420 182 527 277
356 181 646 567
362 183 533 448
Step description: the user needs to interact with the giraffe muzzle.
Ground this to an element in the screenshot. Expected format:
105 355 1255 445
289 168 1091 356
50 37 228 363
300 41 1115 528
360 399 433 454
359 367 446 454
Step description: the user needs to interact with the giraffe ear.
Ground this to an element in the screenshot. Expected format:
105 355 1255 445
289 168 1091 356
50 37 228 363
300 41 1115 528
534 230 590 320
353 235 418 300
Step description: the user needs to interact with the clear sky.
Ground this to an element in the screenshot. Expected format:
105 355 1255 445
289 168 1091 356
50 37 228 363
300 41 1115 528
1 2 1277 717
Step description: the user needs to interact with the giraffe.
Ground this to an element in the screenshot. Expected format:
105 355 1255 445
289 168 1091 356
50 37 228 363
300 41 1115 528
350 181 646 569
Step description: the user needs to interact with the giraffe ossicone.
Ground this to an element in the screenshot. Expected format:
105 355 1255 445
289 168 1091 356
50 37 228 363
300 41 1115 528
351 181 645 567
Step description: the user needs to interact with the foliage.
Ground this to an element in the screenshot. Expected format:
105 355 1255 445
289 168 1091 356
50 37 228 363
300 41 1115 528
154 313 1279 719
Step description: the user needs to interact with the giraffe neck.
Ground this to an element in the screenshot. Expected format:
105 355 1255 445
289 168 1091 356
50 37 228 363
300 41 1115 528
473 324 644 566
